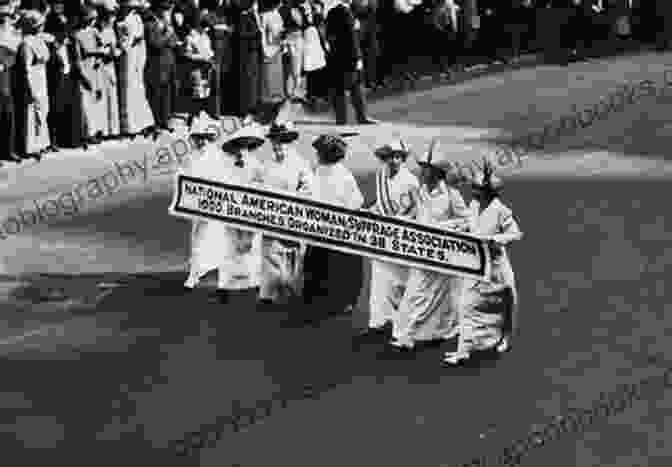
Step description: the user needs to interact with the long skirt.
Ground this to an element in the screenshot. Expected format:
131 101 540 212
0 96 15 160
259 237 306 302
260 54 286 104
303 246 363 310
79 79 105 139
457 257 518 353
368 259 409 329
185 220 262 291
118 57 155 134
392 268 463 346
47 73 80 148
100 63 120 137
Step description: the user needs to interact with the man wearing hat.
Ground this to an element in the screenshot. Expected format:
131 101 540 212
257 120 314 305
183 122 267 303
145 0 180 131
386 139 472 356
354 138 420 345
0 0 21 164
301 132 364 315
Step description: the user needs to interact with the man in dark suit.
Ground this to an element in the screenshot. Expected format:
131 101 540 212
325 0 378 125
145 0 180 130
202 0 234 118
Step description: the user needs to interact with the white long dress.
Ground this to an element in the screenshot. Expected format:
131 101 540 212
392 181 471 347
457 198 521 353
368 165 419 329
116 11 155 134
258 147 314 302
183 144 265 290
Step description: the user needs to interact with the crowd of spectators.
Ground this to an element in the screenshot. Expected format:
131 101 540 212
0 0 669 165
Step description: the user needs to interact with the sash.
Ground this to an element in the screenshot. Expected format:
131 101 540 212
375 167 397 217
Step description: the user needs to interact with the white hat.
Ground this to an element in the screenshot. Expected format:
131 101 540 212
221 122 266 151
189 112 220 138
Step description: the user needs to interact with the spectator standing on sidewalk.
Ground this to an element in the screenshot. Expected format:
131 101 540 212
299 0 328 104
280 0 306 101
428 0 459 78
145 0 180 131
15 9 52 160
0 0 21 164
202 0 234 118
259 0 287 108
231 0 263 119
351 0 381 90
97 0 122 139
116 0 155 138
324 0 377 124
654 0 672 51
179 11 215 121
73 5 105 146
44 0 79 149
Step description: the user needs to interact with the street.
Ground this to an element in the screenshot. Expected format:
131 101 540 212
0 51 671 467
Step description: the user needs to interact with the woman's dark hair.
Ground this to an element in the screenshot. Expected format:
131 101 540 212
258 0 280 12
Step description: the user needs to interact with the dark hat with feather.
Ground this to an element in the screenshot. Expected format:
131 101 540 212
312 132 358 164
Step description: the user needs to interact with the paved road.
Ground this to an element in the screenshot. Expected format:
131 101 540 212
0 51 671 467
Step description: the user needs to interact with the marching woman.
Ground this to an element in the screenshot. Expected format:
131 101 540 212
443 159 522 365
302 133 364 314
183 119 267 304
354 139 419 344
116 0 155 139
258 120 314 304
386 140 471 356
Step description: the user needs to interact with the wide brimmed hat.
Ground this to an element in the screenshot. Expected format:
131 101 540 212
221 123 266 152
189 112 220 138
374 138 410 160
414 139 460 171
266 121 299 144
17 9 45 31
312 133 358 164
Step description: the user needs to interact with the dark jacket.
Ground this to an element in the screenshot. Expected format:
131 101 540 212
145 12 180 84
325 3 362 73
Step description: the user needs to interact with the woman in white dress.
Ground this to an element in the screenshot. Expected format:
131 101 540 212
116 0 155 138
183 120 267 304
387 140 471 356
16 9 51 160
303 133 364 313
258 121 314 304
443 159 522 365
354 139 419 344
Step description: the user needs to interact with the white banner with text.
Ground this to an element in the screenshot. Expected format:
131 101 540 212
170 175 492 281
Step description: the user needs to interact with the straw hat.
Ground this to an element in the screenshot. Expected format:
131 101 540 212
266 121 299 144
374 138 410 161
189 112 220 138
221 123 266 152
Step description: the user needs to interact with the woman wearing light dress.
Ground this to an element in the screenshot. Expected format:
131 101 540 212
258 121 314 304
15 9 51 160
443 159 522 365
386 140 472 357
183 119 267 304
96 0 121 139
259 0 287 106
116 0 155 138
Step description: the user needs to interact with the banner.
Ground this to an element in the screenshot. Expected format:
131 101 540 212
170 175 492 281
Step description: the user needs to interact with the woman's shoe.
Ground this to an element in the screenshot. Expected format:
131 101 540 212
442 350 470 366
496 335 512 354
